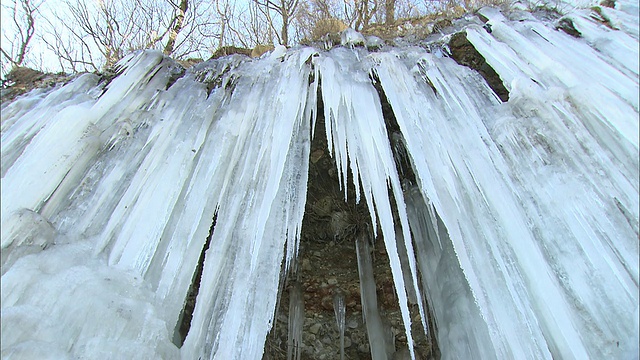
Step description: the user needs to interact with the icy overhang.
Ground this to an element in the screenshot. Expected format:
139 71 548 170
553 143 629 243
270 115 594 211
1 3 638 359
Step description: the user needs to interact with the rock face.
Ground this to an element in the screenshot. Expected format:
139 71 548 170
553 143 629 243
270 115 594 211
448 31 510 102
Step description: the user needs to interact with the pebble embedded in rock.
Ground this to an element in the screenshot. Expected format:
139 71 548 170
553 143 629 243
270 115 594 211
302 258 312 271
344 336 352 348
310 323 322 334
327 277 338 285
358 344 370 353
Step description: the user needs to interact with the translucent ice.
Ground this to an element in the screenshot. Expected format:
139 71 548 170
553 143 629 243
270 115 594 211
287 282 304 360
1 3 638 359
356 235 390 360
333 289 346 360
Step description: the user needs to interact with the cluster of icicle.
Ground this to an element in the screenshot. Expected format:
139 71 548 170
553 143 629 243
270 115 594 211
1 0 638 359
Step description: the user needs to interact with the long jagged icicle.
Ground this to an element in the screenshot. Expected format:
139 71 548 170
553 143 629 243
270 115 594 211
356 235 390 360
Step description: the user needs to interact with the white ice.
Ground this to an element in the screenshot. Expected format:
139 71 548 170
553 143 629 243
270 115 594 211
1 2 638 359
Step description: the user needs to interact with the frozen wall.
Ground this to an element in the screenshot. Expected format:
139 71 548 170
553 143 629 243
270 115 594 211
1 2 638 359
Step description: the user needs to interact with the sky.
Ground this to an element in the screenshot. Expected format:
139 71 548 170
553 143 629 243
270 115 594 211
1 0 66 76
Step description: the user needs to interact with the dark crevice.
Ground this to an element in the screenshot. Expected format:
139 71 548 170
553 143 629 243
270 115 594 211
600 0 616 7
97 66 126 97
590 6 619 29
369 71 417 185
556 18 583 37
173 212 217 347
369 76 407 204
165 67 186 90
448 32 510 102
369 71 440 358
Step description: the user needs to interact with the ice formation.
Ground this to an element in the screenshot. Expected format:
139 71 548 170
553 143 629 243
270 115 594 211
333 289 346 360
1 1 638 359
356 236 394 359
287 282 304 360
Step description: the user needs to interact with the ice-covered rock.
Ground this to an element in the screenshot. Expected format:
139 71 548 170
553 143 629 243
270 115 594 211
0 3 638 360
366 36 385 50
341 28 366 48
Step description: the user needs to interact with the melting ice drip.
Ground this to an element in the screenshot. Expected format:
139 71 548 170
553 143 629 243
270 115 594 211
356 235 395 359
287 282 304 360
333 289 346 360
1 1 639 359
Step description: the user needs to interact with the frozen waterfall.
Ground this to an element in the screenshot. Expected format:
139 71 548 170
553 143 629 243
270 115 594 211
1 2 638 359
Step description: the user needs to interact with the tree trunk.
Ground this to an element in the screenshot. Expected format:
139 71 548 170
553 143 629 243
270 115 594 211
385 0 395 25
164 0 188 55
281 11 288 46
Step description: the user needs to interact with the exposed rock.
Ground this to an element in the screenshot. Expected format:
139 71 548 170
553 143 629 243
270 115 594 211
600 0 615 8
5 66 44 85
176 58 203 68
448 31 510 102
1 67 72 103
347 318 359 329
302 258 312 271
556 17 582 37
211 46 251 59
262 105 436 360
590 6 619 29
309 323 322 334
251 44 275 58
432 18 453 33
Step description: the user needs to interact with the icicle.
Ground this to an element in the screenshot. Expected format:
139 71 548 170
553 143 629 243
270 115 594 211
395 224 418 305
333 288 346 360
287 282 304 360
356 234 389 360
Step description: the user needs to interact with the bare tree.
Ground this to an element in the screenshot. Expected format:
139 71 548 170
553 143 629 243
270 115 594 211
40 15 100 73
352 0 378 31
253 0 300 46
1 0 41 70
163 0 188 55
229 1 270 48
385 0 395 24
39 0 219 72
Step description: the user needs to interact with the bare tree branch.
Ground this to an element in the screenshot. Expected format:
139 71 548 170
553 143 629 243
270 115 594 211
0 0 40 69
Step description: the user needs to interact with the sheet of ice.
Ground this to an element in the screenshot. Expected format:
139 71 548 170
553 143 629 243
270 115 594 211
2 48 317 359
180 48 316 360
1 240 180 359
370 6 638 358
315 46 427 359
